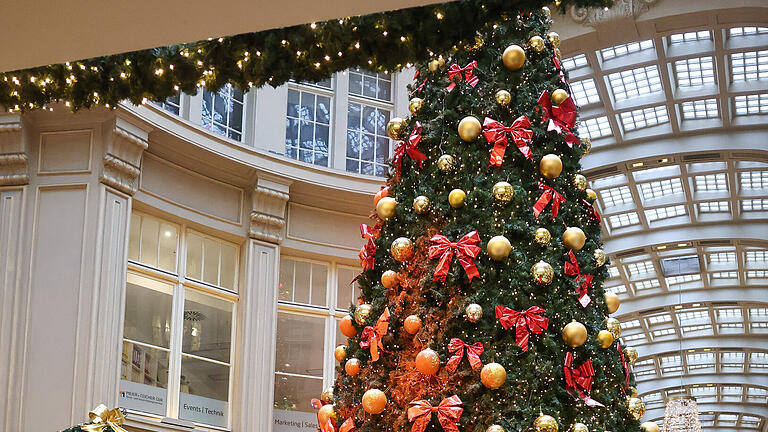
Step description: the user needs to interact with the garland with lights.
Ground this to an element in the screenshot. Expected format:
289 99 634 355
0 0 610 113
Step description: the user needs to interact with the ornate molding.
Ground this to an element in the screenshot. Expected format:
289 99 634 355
0 119 28 186
100 117 149 196
250 176 290 243
570 0 660 26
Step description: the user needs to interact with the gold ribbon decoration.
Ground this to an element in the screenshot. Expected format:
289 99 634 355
81 404 128 432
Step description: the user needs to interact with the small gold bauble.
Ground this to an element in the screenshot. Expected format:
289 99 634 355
415 348 441 375
502 45 526 71
428 60 440 72
534 414 558 432
495 89 512 106
448 188 467 208
317 404 338 425
386 117 407 140
381 270 399 289
547 31 561 48
466 303 483 323
376 196 397 221
573 423 589 432
580 137 591 158
437 154 455 172
487 235 512 261
334 345 347 362
529 35 546 52
534 227 551 246
391 237 414 262
640 421 660 432
625 346 638 364
554 48 562 60
531 260 554 284
539 154 563 179
404 315 422 334
585 189 597 202
596 330 615 348
362 389 387 414
492 181 514 202
541 6 551 17
355 304 372 325
604 292 620 314
627 397 645 420
480 362 507 389
413 195 430 214
321 386 334 403
458 116 482 141
627 386 638 398
408 97 424 115
487 425 505 432
562 320 588 347
593 249 606 267
345 358 361 376
551 88 569 105
573 174 587 191
562 227 586 251
605 317 621 339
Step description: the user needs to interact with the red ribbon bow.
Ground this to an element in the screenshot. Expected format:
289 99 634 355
564 251 593 308
392 122 427 180
617 342 630 390
358 224 378 271
359 308 390 361
445 338 484 372
563 352 605 407
311 399 336 432
482 116 534 166
533 182 566 219
495 305 549 351
428 231 482 283
407 395 463 432
446 61 479 92
581 199 601 225
537 90 579 147
553 54 567 85
339 419 355 432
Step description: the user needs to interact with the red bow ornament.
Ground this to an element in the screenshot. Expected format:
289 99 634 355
617 342 630 390
581 199 601 225
392 121 427 180
445 338 484 372
311 399 336 432
563 352 605 407
482 116 534 166
495 305 549 351
446 61 479 92
537 90 579 147
359 308 390 361
338 419 355 432
407 395 463 432
553 54 567 85
358 224 378 271
564 250 593 308
533 182 566 219
428 231 482 283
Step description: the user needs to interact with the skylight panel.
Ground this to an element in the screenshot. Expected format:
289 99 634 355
742 413 762 424
579 116 612 139
647 314 672 324
669 30 711 44
717 413 739 424
716 308 742 319
607 266 620 278
694 173 727 191
677 309 708 323
731 50 768 82
604 284 627 295
740 170 768 189
627 260 655 276
570 79 600 106
666 273 701 285
634 369 656 378
745 250 768 262
561 54 588 71
623 332 646 342
742 198 768 211
635 358 654 367
600 40 654 61
601 185 634 207
690 386 716 397
681 98 719 119
687 352 715 365
681 324 712 333
711 271 738 279
708 251 736 263
674 56 715 87
750 352 768 364
620 105 669 131
698 201 729 213
733 93 768 115
721 351 745 365
646 204 687 221
634 278 660 290
729 26 768 37
608 65 662 100
608 212 640 228
747 270 768 278
652 328 676 338
623 319 642 329
638 178 683 200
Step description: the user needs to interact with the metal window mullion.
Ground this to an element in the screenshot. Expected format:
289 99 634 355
167 282 186 419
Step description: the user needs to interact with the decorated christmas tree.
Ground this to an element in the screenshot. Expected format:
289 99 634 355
319 7 653 432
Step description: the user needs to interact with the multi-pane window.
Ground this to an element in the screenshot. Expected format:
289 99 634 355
286 85 332 166
570 79 600 106
674 57 715 87
694 173 727 191
561 54 588 71
600 185 634 207
608 212 640 229
349 68 392 101
742 198 768 211
745 250 768 262
202 84 245 141
646 205 687 221
635 278 660 290
730 50 768 82
681 98 719 119
620 105 669 132
608 65 662 100
733 94 768 115
121 213 237 429
669 30 711 44
154 93 182 115
729 26 768 37
600 40 654 61
579 116 612 139
666 273 701 285
740 170 768 189
627 260 655 276
699 201 729 213
708 251 736 263
346 68 394 177
638 178 683 200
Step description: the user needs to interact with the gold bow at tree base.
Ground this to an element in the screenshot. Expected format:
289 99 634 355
80 404 128 432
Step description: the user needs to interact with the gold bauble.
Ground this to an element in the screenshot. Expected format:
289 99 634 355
627 386 638 398
428 57 445 72
640 421 660 432
376 196 397 221
480 362 507 389
585 189 597 202
573 423 589 432
487 235 512 261
604 292 620 314
594 249 606 267
340 315 357 337
495 89 512 106
321 386 334 403
391 237 414 262
345 358 361 376
466 303 483 323
386 117 407 140
534 414 558 432
355 304 372 325
580 138 591 159
625 346 638 364
381 270 399 289
551 89 569 106
529 35 546 52
362 389 387 414
534 228 551 246
415 348 441 375
574 174 587 191
458 116 482 141
531 260 554 284
627 397 645 420
413 195 430 214
596 330 615 348
547 32 561 48
539 154 563 179
492 181 514 202
334 345 347 362
487 425 505 432
562 227 586 251
562 320 588 347
541 6 551 17
502 45 526 71
408 97 424 115
437 154 455 172
317 404 338 425
404 315 422 334
448 189 467 208
605 317 621 339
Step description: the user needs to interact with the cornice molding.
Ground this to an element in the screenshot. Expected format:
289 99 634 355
569 0 660 26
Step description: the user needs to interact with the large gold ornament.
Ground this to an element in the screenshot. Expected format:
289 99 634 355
487 425 505 432
593 249 606 266
317 404 338 425
340 315 357 337
449 189 467 208
458 116 482 141
551 88 569 105
580 138 591 158
625 346 638 364
531 260 554 284
381 270 399 289
534 414 558 432
573 423 589 432
628 397 646 420
355 303 372 325
604 292 620 314
585 188 597 202
534 228 551 246
465 303 483 323
640 421 660 432
376 197 397 221
413 195 430 214
480 362 507 389
345 358 361 376
386 117 407 139
539 154 563 179
404 315 422 334
562 227 586 251
605 317 621 338
321 386 334 403
415 348 441 375
362 389 387 414
502 45 526 71
495 90 512 106
437 154 455 172
574 174 587 191
408 97 424 115
529 35 546 52
492 181 514 202
487 235 512 261
547 32 561 48
391 237 414 262
334 345 347 362
562 320 588 347
596 330 614 348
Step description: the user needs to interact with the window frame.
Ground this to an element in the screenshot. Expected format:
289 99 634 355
201 83 247 142
285 79 336 167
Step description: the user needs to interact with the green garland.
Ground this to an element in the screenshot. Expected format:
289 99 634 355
0 0 609 112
